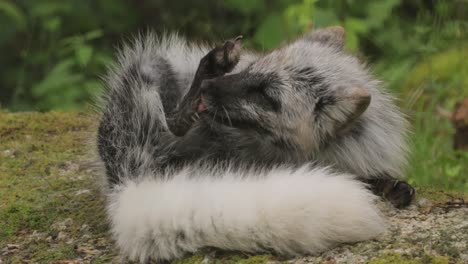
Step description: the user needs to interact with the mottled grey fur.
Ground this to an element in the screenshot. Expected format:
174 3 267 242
96 27 413 262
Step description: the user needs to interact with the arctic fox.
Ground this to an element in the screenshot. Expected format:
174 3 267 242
96 26 414 262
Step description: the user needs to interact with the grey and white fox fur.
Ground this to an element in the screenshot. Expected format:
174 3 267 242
96 27 415 262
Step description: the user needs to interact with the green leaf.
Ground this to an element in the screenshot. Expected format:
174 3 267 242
30 2 70 18
345 31 359 51
83 80 103 94
94 53 113 66
32 59 82 97
365 0 401 29
344 17 369 51
445 164 462 178
0 1 26 30
253 13 286 50
284 0 317 34
224 0 265 14
75 45 93 67
84 30 103 41
313 8 339 28
345 18 368 34
43 17 61 32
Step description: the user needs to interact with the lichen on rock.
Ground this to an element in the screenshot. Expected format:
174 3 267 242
0 111 466 263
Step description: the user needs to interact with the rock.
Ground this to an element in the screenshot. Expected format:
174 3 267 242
52 218 74 231
80 224 89 232
7 245 18 250
29 230 47 242
63 218 73 227
417 198 432 208
1 244 19 256
460 253 468 262
76 244 101 256
75 189 91 196
201 256 211 264
57 231 67 241
58 161 80 176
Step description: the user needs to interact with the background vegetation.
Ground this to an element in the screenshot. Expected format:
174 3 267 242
0 0 466 191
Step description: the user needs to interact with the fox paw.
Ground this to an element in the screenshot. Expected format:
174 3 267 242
168 36 243 137
384 180 415 209
365 178 415 208
201 35 243 77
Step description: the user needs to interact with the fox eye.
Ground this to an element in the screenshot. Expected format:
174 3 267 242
246 82 267 94
246 84 281 112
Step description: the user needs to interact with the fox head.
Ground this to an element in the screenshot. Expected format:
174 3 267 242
197 27 374 157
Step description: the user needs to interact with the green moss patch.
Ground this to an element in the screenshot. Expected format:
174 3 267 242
0 111 466 263
0 111 115 262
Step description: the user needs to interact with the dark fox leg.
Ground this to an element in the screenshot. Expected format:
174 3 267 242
167 36 243 136
364 176 415 208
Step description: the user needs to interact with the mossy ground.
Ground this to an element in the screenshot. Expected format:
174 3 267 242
367 253 454 264
0 111 466 263
0 111 114 263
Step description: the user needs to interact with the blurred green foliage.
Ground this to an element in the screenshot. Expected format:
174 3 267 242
0 0 466 190
0 0 465 110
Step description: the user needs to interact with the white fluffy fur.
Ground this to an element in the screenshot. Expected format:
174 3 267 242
107 166 385 262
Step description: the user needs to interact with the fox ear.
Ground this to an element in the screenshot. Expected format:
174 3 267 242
334 86 371 133
344 87 371 120
305 26 345 50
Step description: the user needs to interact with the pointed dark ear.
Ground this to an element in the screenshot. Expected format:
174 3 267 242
336 87 371 133
345 87 371 120
305 26 345 50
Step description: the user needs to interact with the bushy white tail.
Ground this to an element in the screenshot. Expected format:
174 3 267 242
106 166 385 262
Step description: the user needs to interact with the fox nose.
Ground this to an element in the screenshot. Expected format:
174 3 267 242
197 96 208 113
